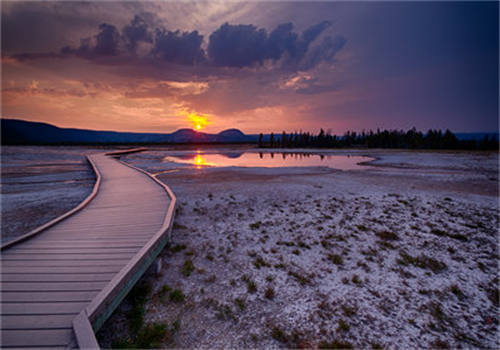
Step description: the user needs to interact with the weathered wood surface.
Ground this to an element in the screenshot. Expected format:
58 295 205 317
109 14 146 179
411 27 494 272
0 151 173 348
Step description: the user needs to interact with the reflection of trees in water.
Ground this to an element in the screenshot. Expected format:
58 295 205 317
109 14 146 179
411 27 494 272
221 152 244 159
256 152 327 161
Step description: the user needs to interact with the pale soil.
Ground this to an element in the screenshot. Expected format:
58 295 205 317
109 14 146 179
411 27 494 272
97 149 499 349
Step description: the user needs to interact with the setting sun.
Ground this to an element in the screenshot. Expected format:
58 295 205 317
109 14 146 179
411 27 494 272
186 112 209 131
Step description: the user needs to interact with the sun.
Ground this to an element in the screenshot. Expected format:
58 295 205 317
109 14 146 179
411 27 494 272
186 112 209 131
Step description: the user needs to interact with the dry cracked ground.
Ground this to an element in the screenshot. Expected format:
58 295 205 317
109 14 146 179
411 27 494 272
97 150 499 349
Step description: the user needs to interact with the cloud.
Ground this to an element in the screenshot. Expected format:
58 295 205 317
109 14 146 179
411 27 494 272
208 23 268 67
60 23 121 58
122 15 153 53
152 29 205 65
7 14 345 72
207 21 344 70
300 35 346 70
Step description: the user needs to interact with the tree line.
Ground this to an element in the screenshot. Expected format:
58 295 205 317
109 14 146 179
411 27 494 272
257 128 498 150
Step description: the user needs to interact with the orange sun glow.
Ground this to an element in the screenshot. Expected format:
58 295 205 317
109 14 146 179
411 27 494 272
187 113 209 130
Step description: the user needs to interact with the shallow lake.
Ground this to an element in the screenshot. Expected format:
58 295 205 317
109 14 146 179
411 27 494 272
163 151 374 170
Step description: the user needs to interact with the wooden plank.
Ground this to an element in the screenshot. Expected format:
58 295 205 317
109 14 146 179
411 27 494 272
1 302 88 315
4 247 139 254
1 314 76 329
1 273 115 283
2 291 98 303
73 311 99 349
2 265 123 274
1 329 73 347
47 221 162 230
17 240 147 246
2 253 135 261
10 240 146 245
2 259 130 267
2 281 107 292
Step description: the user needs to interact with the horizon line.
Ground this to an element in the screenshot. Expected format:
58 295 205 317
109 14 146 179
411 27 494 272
2 117 498 136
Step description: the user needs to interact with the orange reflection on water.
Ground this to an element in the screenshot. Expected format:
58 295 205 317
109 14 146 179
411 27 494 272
165 151 373 170
193 154 214 168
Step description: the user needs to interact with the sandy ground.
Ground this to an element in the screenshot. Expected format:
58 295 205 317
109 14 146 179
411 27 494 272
96 148 499 349
1 146 99 243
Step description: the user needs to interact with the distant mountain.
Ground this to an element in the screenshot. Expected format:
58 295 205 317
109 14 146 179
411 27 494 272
1 119 258 145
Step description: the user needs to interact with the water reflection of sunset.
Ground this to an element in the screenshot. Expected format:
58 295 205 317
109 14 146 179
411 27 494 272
164 152 373 170
194 154 210 168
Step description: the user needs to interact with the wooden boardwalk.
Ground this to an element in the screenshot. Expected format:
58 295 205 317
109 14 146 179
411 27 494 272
1 150 176 348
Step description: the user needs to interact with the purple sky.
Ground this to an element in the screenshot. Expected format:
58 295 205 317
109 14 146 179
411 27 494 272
2 1 498 134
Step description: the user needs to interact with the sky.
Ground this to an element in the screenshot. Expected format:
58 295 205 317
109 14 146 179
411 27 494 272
1 1 498 134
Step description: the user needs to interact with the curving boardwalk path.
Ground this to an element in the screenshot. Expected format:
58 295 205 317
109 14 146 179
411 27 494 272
1 151 175 348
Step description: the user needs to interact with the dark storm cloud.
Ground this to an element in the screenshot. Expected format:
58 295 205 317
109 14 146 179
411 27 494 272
152 29 205 65
123 15 153 52
6 14 344 71
207 21 344 69
207 23 268 67
60 23 121 58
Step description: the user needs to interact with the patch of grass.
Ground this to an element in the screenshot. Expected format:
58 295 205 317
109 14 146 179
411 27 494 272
249 221 262 230
318 339 354 349
169 289 185 303
271 326 288 343
376 240 396 250
431 228 467 241
341 277 349 284
216 304 235 321
135 322 169 348
173 222 187 230
431 338 449 349
396 250 447 273
341 304 357 317
205 274 217 283
157 284 172 298
298 241 311 249
337 319 350 332
265 287 275 299
375 230 399 240
266 275 274 282
254 256 271 269
428 301 444 323
247 279 257 293
292 249 300 255
450 284 463 298
351 275 361 285
181 259 195 276
356 224 368 231
234 297 246 311
274 263 286 269
288 270 312 286
171 244 187 253
205 253 214 261
327 253 343 265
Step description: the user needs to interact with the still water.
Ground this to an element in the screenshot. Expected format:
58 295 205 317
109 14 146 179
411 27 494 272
163 151 373 170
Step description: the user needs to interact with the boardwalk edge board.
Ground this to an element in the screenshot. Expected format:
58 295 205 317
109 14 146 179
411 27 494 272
72 149 177 349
